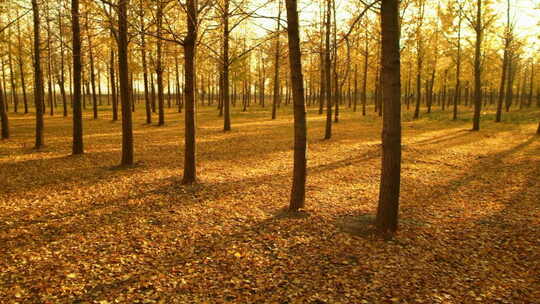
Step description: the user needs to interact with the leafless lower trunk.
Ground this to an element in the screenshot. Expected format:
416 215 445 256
285 0 307 212
182 0 198 184
32 0 44 149
376 0 401 235
118 0 133 166
71 0 83 154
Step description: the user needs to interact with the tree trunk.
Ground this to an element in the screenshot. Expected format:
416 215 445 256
175 56 182 113
413 59 422 119
17 20 29 114
406 62 412 110
441 70 447 111
156 0 165 126
362 32 368 116
45 10 55 117
332 0 339 123
71 0 84 154
272 1 281 120
58 12 68 117
413 1 425 120
140 1 151 124
0 81 9 139
222 0 231 131
85 14 99 120
472 0 482 131
318 43 325 115
285 0 307 212
376 0 401 235
32 0 44 149
1 62 7 112
118 0 133 166
98 71 103 106
150 72 156 113
453 10 462 121
496 46 508 122
505 55 515 112
168 73 172 108
110 48 118 121
7 32 18 114
323 0 332 140
182 0 198 184
353 64 358 112
528 62 534 107
427 69 435 113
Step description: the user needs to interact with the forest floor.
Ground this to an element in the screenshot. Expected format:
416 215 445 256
1 103 539 304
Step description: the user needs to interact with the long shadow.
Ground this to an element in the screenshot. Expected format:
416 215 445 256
3 128 502 257
65 205 346 302
328 136 539 302
0 145 380 242
0 150 139 194
0 121 509 204
2 126 538 302
407 129 470 146
396 136 538 224
334 135 538 234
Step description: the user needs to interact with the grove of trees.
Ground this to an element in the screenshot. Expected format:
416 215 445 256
0 0 539 234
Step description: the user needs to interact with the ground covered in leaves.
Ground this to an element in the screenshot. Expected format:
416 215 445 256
1 103 539 303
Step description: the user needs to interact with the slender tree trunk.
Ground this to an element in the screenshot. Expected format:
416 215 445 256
69 58 74 107
7 33 18 114
413 59 422 119
222 0 231 131
17 21 29 114
528 62 534 107
353 64 358 112
318 3 324 115
32 0 44 149
323 0 332 140
1 63 7 112
156 0 165 126
318 40 325 115
140 2 151 124
110 48 118 121
71 0 84 154
472 0 482 131
464 83 470 107
505 56 515 112
168 73 172 108
260 58 266 108
150 72 156 112
45 10 55 117
413 1 425 120
441 70 447 111
376 0 401 235
285 0 307 211
85 14 99 119
175 56 182 113
427 69 435 113
0 81 9 139
453 10 462 121
182 0 198 184
59 12 68 117
496 46 508 122
406 62 412 110
362 33 368 116
118 0 133 166
332 0 339 123
98 71 103 106
272 1 281 120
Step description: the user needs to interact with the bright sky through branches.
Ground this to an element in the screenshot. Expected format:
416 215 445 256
246 0 539 48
